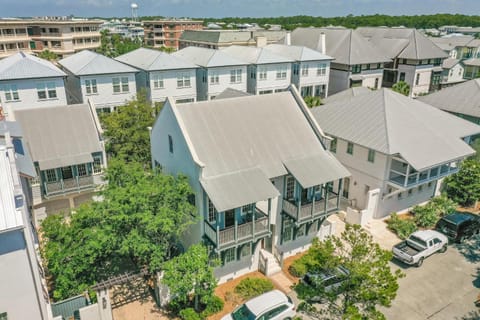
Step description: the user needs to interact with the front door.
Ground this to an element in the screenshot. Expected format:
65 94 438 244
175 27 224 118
225 209 235 228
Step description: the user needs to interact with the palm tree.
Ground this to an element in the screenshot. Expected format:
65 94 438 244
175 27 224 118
392 81 410 96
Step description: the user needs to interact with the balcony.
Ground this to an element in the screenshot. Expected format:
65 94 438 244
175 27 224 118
204 208 270 250
282 191 340 223
43 175 95 197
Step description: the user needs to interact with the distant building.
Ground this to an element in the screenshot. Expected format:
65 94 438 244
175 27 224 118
59 50 138 112
0 121 51 320
0 18 102 59
356 27 448 96
0 52 67 111
143 20 203 50
439 58 465 87
439 25 480 36
116 47 198 104
291 28 390 95
100 20 144 40
179 30 286 50
173 46 248 101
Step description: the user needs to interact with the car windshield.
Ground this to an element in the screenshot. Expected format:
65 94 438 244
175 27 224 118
232 304 255 320
436 219 457 232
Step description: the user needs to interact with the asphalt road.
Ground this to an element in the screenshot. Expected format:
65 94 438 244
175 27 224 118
381 239 480 320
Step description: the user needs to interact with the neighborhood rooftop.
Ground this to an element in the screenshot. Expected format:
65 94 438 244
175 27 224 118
221 45 294 64
264 43 333 61
115 47 198 71
418 79 480 119
179 30 286 45
0 51 66 80
58 50 138 76
312 88 480 171
172 46 247 67
14 104 103 170
291 27 390 65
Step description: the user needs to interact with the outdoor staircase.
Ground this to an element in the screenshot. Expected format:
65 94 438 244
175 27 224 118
259 249 282 276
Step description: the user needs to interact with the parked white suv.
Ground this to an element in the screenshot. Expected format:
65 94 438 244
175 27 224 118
222 290 295 320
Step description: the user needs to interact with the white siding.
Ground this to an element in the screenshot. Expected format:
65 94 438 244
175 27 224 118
148 69 197 104
297 60 330 96
398 64 432 97
254 62 292 94
0 77 67 110
360 69 383 89
328 69 350 94
80 73 137 110
443 64 465 85
205 65 248 100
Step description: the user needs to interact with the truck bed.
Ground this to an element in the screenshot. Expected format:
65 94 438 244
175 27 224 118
394 241 422 256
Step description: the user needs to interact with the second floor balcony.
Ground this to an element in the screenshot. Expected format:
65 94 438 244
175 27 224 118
204 207 270 251
282 189 340 223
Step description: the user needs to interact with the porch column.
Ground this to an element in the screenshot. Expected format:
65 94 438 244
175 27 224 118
336 179 343 209
404 164 411 188
324 183 328 213
252 205 256 236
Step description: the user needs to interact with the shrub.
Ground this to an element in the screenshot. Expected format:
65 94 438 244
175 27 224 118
412 204 439 228
430 195 457 217
179 308 201 320
289 260 308 277
387 213 418 239
234 278 274 300
201 295 224 317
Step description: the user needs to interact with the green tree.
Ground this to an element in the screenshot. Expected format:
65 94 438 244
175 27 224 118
38 49 59 61
392 81 410 96
100 92 157 166
41 159 196 301
162 244 218 313
295 224 403 320
97 29 142 58
444 159 480 207
304 96 323 108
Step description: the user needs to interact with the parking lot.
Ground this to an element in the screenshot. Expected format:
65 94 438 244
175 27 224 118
381 239 480 320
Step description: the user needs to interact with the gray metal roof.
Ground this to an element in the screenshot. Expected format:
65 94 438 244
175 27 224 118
419 79 480 119
430 35 475 51
166 88 349 209
59 50 138 76
442 58 461 69
179 30 287 45
200 168 280 212
264 44 333 62
463 58 480 66
0 52 66 81
14 104 103 170
312 88 480 171
0 121 35 178
0 145 23 230
115 48 198 71
221 45 294 64
284 153 349 189
356 27 448 60
322 86 372 104
291 27 390 65
172 47 247 68
215 88 252 100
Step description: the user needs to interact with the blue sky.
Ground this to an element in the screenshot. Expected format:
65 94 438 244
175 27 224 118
1 0 479 18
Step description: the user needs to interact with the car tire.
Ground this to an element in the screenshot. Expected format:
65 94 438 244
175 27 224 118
416 257 424 267
439 244 447 253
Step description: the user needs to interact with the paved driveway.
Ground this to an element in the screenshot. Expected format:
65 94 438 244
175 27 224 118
382 240 480 320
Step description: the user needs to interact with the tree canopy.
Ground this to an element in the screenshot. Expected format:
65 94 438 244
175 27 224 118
100 92 159 166
96 29 143 58
41 159 196 301
444 159 480 207
294 224 403 320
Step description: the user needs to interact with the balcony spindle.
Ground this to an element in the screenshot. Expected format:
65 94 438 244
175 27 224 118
234 220 238 242
216 225 220 247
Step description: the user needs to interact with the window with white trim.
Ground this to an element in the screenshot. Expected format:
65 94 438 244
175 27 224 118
77 164 88 177
209 71 219 85
301 64 309 76
153 75 164 89
2 84 19 101
258 67 267 81
45 169 57 182
317 63 327 76
36 82 57 99
177 73 191 88
224 247 236 264
276 66 287 79
230 69 242 83
208 198 217 223
92 155 102 174
85 79 97 94
112 77 129 93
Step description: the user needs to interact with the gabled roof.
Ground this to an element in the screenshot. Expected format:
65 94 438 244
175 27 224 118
442 58 461 69
322 86 372 104
0 52 66 81
264 44 333 62
115 48 197 71
14 104 103 170
59 50 138 76
215 88 252 100
179 30 286 44
430 35 474 51
418 79 480 119
463 58 480 67
356 27 448 60
159 87 349 211
221 45 294 64
172 47 247 68
291 27 390 65
312 89 480 171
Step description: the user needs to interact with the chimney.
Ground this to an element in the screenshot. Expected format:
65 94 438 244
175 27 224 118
256 36 267 48
320 32 326 55
285 31 291 46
